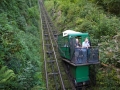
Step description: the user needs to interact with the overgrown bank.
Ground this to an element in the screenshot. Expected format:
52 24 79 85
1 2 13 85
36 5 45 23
0 0 45 90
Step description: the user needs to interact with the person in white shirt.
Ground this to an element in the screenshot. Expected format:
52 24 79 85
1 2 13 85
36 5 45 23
81 38 90 63
82 38 90 48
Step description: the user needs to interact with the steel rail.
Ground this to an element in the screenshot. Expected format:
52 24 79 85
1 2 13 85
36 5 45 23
41 4 66 90
42 4 76 90
40 5 58 90
39 0 65 90
38 1 49 89
41 3 58 90
39 0 77 90
41 7 65 90
42 7 67 58
39 1 58 90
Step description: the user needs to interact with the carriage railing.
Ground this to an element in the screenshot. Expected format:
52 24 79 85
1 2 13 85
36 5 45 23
71 46 99 64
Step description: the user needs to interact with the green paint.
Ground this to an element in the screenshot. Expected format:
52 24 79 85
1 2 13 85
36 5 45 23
59 47 70 60
58 31 89 60
70 65 89 82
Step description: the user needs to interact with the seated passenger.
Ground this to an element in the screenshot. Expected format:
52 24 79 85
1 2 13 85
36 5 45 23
75 38 81 48
82 38 90 48
74 38 82 64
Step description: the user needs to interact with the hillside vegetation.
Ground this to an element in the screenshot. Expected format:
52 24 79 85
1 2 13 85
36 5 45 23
89 0 120 15
44 0 120 89
44 0 120 66
0 0 45 90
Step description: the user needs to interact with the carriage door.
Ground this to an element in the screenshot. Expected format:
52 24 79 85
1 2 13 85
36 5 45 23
69 37 76 60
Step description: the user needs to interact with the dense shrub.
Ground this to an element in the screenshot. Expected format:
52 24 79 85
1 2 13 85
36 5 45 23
89 0 120 15
44 0 120 39
0 0 45 89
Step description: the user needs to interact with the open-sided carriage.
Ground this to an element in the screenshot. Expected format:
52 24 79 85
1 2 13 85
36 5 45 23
57 30 99 89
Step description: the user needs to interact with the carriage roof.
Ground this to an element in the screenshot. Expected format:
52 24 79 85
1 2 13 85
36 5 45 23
62 30 88 37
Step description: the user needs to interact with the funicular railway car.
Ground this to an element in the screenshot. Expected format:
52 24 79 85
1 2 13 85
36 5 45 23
57 30 99 89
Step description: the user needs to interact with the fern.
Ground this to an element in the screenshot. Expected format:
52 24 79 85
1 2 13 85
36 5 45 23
0 66 16 83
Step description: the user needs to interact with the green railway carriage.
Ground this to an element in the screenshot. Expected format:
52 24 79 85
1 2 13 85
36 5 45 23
58 30 90 60
57 30 99 88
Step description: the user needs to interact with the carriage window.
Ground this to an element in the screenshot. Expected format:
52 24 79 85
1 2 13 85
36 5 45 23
57 34 68 47
63 37 68 47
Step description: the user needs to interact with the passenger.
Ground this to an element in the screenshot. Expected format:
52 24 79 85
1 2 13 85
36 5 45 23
74 38 81 64
75 38 81 48
82 38 90 48
82 38 90 63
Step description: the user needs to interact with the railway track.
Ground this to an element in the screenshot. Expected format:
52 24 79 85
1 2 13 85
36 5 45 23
39 0 76 90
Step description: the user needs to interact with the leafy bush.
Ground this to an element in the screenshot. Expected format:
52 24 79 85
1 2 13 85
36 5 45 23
99 33 120 65
47 0 120 38
0 0 45 89
89 0 120 15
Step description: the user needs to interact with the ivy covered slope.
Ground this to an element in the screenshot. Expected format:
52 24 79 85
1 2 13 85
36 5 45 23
0 0 44 90
44 0 120 66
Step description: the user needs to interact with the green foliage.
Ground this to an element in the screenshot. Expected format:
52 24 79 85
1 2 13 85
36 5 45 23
0 66 15 83
17 61 39 90
103 0 120 14
0 0 44 89
99 33 120 65
89 0 120 15
0 66 17 89
28 6 39 19
95 66 120 90
45 0 120 39
17 16 26 31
